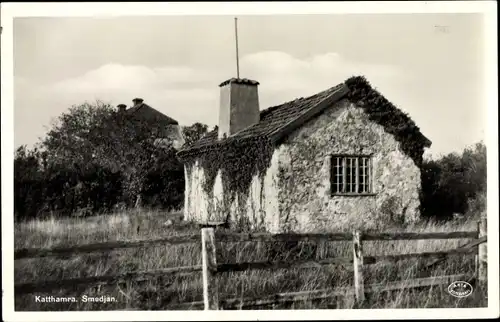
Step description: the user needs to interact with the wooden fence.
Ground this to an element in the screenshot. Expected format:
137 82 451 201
14 218 487 310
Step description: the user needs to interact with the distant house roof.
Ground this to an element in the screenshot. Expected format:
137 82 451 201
177 76 432 164
124 102 179 127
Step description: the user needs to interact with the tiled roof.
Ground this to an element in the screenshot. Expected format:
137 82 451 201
126 103 179 126
177 83 350 157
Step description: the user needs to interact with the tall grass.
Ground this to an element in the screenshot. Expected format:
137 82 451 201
14 210 486 311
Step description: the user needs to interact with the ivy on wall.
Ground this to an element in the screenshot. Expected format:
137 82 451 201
344 76 430 167
183 137 274 208
198 151 220 195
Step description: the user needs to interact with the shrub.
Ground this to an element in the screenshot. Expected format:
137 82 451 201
420 142 486 221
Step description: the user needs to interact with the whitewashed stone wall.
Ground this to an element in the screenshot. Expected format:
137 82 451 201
183 99 423 233
277 99 422 232
183 147 285 232
183 161 211 222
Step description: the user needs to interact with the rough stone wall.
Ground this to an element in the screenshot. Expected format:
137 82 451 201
184 99 423 233
183 147 284 232
183 161 211 222
183 163 227 223
277 99 422 232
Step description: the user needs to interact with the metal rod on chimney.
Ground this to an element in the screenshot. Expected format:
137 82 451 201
234 17 240 79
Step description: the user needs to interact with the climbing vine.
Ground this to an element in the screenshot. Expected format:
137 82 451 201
344 76 430 167
182 137 274 208
198 150 220 195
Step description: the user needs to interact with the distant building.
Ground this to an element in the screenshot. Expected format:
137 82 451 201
116 98 185 150
177 76 431 233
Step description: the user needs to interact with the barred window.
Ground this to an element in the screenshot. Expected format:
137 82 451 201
331 155 372 195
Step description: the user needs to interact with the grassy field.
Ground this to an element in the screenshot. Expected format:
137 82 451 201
14 209 487 311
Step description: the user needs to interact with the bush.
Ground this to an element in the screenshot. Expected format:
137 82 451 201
14 148 125 220
14 148 185 221
420 142 486 221
14 146 45 220
141 149 185 211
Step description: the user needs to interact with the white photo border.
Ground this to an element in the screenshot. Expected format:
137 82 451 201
2 2 498 321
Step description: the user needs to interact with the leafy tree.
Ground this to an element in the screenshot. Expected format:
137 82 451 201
14 146 44 220
142 145 185 210
420 141 487 220
41 101 116 166
461 142 487 194
15 99 217 219
181 122 209 147
40 100 171 208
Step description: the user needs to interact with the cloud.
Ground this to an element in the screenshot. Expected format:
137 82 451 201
240 51 406 105
46 51 405 122
17 51 408 147
51 64 218 93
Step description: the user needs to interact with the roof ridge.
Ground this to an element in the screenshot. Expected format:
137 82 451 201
126 102 179 125
268 84 349 143
230 86 336 138
259 84 340 119
134 103 146 112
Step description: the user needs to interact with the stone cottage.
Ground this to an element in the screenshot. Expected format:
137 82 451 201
117 98 185 149
177 76 432 233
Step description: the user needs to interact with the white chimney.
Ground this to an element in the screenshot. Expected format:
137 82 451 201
117 104 127 112
132 98 144 107
218 78 260 139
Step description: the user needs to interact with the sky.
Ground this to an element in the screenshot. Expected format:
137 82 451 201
13 13 486 158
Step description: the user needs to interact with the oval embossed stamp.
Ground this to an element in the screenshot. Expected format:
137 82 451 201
448 281 473 298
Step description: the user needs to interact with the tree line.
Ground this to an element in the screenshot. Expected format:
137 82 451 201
14 101 209 221
420 141 487 221
14 101 487 222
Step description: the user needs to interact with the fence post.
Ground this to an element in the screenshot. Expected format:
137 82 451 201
352 230 365 303
202 228 219 310
476 217 487 283
316 240 327 260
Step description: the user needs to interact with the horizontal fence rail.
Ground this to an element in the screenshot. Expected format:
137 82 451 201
15 265 202 294
216 232 353 242
215 231 478 243
217 257 353 273
363 243 486 265
360 231 478 241
14 218 487 311
424 235 487 270
168 301 205 310
14 234 201 260
221 287 353 310
364 274 469 293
